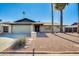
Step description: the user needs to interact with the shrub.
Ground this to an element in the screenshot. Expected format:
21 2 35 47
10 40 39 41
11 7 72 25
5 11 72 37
12 37 27 49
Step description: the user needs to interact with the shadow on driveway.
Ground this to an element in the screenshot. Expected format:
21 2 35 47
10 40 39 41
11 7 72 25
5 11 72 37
37 32 48 37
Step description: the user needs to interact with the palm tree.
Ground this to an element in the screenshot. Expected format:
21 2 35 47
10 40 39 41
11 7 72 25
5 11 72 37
54 3 68 33
78 3 79 34
51 3 54 33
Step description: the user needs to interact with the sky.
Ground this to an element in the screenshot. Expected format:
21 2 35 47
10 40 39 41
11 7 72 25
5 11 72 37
0 3 78 25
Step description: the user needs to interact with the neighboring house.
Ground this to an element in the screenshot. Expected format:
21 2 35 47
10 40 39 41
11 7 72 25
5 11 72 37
64 25 77 32
64 22 78 32
0 18 62 33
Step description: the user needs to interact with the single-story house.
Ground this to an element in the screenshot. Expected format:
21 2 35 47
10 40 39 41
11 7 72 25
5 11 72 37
0 18 63 34
64 25 78 32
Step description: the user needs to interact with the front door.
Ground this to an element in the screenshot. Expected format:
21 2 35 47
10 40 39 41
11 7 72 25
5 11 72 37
3 26 8 33
35 25 40 32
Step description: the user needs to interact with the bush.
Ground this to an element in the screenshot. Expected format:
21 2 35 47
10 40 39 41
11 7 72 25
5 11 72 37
19 37 26 46
12 37 27 49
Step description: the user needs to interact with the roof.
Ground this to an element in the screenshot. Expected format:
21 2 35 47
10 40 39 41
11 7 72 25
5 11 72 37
65 25 78 28
15 18 35 22
1 22 43 25
71 22 78 25
42 22 60 25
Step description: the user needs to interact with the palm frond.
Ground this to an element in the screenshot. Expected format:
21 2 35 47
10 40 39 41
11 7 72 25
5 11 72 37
55 3 68 10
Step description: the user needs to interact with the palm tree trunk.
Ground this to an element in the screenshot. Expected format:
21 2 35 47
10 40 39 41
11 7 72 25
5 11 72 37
51 3 54 33
78 3 79 34
60 10 63 33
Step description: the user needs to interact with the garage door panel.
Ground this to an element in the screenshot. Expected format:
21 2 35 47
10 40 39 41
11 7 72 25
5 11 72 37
12 25 31 33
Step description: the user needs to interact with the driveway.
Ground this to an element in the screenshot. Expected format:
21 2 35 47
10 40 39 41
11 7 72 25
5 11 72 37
3 33 79 54
0 37 15 52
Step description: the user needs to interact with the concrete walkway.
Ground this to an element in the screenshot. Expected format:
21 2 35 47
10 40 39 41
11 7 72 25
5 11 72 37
0 37 15 52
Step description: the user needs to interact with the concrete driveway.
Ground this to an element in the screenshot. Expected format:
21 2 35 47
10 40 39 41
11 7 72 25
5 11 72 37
0 37 15 52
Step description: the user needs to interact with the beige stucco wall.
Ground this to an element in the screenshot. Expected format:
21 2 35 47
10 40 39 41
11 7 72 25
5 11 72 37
40 26 52 32
0 24 2 33
31 25 35 32
40 25 60 33
54 26 60 32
